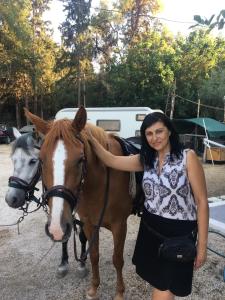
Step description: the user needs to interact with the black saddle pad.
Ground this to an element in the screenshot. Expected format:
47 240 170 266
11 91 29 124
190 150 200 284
114 136 144 216
114 136 141 156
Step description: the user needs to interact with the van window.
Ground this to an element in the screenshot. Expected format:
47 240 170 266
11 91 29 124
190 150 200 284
96 120 121 132
136 114 146 121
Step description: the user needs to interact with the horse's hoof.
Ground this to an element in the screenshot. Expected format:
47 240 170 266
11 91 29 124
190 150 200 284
77 265 88 278
86 288 99 300
56 263 69 278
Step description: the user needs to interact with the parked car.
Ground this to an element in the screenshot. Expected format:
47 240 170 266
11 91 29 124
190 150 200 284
0 124 11 144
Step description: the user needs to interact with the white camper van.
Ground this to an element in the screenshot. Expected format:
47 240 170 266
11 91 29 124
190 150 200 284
55 107 163 138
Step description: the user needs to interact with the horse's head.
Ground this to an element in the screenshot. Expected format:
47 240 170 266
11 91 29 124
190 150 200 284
25 107 87 242
5 128 41 208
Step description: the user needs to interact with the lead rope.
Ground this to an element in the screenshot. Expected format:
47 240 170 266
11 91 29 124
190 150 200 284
0 201 46 234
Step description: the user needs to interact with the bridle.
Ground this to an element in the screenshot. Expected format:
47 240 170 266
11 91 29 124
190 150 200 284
8 145 42 207
41 162 86 212
41 134 87 212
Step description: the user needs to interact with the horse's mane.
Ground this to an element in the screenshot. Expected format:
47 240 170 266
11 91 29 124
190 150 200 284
43 119 78 149
43 119 109 153
83 123 108 145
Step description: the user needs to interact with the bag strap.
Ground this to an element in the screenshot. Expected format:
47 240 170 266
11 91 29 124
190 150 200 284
142 218 197 241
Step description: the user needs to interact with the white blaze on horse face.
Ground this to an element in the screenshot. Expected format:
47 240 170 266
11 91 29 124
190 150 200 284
49 140 67 241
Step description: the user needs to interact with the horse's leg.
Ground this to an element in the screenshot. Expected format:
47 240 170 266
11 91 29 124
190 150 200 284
111 221 127 300
77 227 88 278
56 241 69 278
85 226 100 300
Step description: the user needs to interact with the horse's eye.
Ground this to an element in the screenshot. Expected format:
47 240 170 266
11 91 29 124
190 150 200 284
29 158 37 165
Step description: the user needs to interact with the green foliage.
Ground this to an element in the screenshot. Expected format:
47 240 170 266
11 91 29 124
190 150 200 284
1 0 225 124
0 0 59 125
192 9 225 31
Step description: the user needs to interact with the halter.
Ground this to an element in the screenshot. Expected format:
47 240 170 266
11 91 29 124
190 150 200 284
8 160 42 205
41 134 87 212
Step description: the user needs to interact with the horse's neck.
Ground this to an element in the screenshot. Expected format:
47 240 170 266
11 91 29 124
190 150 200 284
85 135 109 181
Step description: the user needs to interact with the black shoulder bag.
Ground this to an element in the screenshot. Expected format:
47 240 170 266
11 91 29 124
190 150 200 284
143 219 197 263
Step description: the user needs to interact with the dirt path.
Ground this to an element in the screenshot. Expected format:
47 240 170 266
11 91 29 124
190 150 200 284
0 144 225 300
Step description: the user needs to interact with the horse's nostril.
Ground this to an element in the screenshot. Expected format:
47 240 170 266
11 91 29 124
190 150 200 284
12 196 18 204
6 195 19 208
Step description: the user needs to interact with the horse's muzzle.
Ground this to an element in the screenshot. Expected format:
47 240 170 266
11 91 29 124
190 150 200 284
45 222 72 243
5 190 25 208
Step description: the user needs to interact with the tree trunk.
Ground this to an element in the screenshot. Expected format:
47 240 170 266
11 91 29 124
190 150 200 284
83 73 86 107
77 76 81 107
25 95 30 125
40 94 43 118
34 87 38 114
16 100 21 129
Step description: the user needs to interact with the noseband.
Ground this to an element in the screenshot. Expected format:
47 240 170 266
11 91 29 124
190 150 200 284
8 160 42 204
42 180 84 212
41 135 86 212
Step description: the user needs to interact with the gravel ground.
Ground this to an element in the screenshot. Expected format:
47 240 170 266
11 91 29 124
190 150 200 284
0 144 225 300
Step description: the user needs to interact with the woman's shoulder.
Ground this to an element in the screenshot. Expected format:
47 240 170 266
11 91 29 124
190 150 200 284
185 149 197 159
185 149 201 169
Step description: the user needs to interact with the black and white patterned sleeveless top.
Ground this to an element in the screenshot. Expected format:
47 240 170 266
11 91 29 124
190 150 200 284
142 149 197 220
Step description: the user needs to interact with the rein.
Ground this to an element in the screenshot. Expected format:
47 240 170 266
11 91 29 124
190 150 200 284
73 165 110 264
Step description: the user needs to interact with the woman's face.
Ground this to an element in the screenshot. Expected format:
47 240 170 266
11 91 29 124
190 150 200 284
145 121 171 152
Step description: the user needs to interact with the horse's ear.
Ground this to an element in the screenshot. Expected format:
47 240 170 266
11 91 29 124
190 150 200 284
24 108 50 135
12 127 21 139
72 106 87 132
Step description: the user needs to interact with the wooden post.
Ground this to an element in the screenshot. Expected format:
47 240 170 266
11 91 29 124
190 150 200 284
197 99 200 117
223 96 225 123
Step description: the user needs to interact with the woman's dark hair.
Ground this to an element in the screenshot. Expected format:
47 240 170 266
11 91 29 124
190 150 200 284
139 112 183 169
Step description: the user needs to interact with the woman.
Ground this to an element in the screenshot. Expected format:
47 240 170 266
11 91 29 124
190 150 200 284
87 112 209 300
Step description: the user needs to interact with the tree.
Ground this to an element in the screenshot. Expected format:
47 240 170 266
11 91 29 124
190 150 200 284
192 9 225 31
173 30 222 117
0 0 34 126
0 0 59 125
59 0 93 106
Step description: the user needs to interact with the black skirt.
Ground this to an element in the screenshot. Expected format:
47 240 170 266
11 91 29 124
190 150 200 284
132 207 197 297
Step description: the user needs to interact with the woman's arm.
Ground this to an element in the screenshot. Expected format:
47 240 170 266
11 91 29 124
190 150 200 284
186 150 209 269
87 131 143 172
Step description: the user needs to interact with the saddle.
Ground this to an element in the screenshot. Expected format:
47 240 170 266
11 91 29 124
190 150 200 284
114 136 144 216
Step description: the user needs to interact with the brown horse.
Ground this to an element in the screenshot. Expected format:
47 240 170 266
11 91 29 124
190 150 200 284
25 106 133 300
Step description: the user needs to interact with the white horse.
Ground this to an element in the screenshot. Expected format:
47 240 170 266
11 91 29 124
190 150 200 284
5 128 87 278
5 128 41 208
